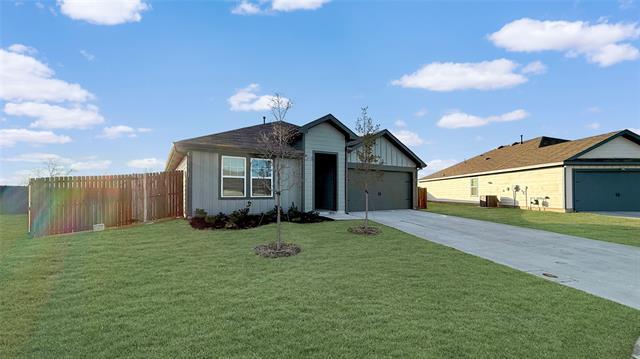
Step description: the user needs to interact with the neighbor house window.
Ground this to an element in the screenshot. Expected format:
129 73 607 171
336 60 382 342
251 158 273 197
470 177 479 196
221 156 246 197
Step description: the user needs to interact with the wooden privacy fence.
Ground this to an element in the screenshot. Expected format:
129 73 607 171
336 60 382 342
28 171 183 237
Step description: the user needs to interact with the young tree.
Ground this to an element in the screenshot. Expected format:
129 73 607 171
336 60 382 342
256 94 302 250
30 158 73 180
354 107 382 232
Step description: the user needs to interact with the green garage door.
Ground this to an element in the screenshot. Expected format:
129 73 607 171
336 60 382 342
347 169 413 212
574 170 640 211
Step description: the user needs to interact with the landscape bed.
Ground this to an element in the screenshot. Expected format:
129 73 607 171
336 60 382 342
0 214 638 358
424 202 640 247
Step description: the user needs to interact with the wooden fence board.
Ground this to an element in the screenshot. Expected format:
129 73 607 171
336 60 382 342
28 171 183 237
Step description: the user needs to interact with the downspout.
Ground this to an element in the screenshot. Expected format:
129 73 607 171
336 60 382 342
345 145 349 214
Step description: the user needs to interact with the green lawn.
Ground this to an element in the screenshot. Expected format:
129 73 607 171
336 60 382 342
1 215 638 358
424 202 640 247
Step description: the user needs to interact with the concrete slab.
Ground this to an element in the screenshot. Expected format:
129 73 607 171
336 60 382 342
347 210 640 310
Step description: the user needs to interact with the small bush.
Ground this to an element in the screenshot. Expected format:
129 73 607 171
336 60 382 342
188 203 332 230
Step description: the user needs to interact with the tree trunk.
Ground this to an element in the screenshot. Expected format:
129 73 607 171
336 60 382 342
364 180 369 232
276 191 282 250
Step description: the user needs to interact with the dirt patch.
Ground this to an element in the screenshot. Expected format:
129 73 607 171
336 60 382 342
255 242 302 258
348 226 381 236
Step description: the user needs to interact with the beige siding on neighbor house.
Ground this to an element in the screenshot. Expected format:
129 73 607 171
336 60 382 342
564 164 640 210
190 150 302 215
421 166 565 210
578 136 640 159
303 122 346 212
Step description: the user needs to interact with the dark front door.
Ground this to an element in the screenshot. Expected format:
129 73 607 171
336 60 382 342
574 170 640 211
347 169 413 212
314 153 337 211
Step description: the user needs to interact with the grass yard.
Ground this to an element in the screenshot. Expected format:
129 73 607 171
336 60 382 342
424 202 640 247
1 214 638 358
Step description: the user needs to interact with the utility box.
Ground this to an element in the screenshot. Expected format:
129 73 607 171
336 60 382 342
480 195 499 208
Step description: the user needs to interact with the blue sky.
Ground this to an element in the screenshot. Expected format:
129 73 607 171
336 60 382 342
1 0 639 184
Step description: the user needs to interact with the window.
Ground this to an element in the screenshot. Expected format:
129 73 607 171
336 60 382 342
251 158 273 197
470 177 479 196
221 156 246 197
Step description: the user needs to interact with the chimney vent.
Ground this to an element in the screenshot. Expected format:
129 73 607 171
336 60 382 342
262 116 266 124
520 134 523 144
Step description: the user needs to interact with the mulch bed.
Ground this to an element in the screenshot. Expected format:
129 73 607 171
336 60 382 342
255 242 302 258
348 225 381 235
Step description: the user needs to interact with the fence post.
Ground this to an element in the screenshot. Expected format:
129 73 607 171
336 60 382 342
143 172 148 222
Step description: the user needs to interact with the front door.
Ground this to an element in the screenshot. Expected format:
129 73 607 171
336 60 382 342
314 153 337 211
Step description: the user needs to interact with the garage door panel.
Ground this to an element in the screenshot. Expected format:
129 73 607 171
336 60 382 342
574 170 640 211
348 169 412 211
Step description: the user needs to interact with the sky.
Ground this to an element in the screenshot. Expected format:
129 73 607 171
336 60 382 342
1 0 639 184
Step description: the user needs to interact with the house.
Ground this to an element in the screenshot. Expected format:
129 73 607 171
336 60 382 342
419 130 640 212
165 114 426 216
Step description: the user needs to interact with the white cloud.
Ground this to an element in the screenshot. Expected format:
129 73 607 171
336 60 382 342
58 0 150 25
127 157 163 169
80 49 95 61
393 130 425 146
7 44 37 55
619 0 635 10
0 169 32 185
586 122 601 130
99 125 150 139
489 18 640 67
0 47 93 103
437 109 529 129
628 128 640 134
414 108 428 117
231 0 329 15
4 102 104 129
228 84 289 111
2 152 71 163
521 60 547 74
70 160 111 171
271 0 330 11
0 128 71 147
394 119 407 128
391 59 527 91
232 1 262 15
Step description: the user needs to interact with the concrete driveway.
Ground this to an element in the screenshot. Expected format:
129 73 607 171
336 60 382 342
347 210 640 310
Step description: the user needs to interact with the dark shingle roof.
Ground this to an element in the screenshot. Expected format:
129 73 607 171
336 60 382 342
175 121 300 152
421 130 631 181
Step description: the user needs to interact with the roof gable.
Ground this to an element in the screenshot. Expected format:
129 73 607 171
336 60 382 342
299 114 357 140
348 129 427 168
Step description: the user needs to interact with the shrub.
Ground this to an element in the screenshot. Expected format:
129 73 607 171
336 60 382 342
188 204 332 230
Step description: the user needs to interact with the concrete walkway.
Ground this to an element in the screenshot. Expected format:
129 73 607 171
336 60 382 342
347 210 640 310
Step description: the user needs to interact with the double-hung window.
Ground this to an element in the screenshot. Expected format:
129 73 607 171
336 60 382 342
470 177 479 197
221 156 246 197
251 158 273 197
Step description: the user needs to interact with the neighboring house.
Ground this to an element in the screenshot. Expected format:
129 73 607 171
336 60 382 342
165 114 426 216
419 130 640 212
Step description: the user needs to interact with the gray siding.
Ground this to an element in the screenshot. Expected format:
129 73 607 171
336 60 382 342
189 150 301 215
348 136 416 167
304 122 346 212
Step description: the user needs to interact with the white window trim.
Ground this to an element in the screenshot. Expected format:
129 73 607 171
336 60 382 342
250 158 273 198
221 156 246 198
470 177 479 197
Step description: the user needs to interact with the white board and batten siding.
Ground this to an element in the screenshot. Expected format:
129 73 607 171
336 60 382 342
348 136 416 168
578 136 640 159
176 156 188 217
303 122 346 212
189 151 302 215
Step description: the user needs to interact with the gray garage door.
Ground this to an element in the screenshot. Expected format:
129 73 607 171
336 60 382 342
348 169 412 212
574 170 640 211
